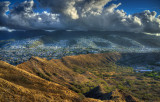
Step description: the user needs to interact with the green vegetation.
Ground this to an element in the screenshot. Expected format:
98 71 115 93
72 66 86 74
144 71 160 79
36 72 51 81
103 73 160 101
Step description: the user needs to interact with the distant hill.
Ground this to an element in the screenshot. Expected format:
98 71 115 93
1 30 160 48
1 30 160 65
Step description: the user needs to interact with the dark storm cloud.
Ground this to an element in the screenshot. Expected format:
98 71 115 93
0 1 10 15
0 0 160 33
10 0 34 14
0 1 10 26
0 0 62 30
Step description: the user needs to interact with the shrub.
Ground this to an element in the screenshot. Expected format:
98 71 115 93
36 72 51 81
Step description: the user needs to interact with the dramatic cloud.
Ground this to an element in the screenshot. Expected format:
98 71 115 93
0 0 62 30
0 0 160 33
37 0 112 19
134 10 160 33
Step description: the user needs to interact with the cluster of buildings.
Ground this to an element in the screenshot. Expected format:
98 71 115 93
0 46 100 65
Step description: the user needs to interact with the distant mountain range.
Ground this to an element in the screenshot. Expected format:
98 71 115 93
1 30 160 49
1 30 160 65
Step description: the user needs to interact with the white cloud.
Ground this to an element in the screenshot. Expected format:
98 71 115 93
105 3 121 12
133 10 160 33
0 26 15 32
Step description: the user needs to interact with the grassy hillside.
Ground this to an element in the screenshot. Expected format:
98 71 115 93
17 53 139 101
17 53 133 94
1 52 160 101
0 61 83 102
17 56 99 93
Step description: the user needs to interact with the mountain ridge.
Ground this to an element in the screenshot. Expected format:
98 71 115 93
0 60 83 102
1 53 160 101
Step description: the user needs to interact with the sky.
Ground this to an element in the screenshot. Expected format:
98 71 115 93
4 0 160 15
111 0 160 15
0 0 160 33
1 0 51 14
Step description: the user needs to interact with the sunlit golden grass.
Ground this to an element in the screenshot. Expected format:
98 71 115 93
1 53 160 102
0 61 82 102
